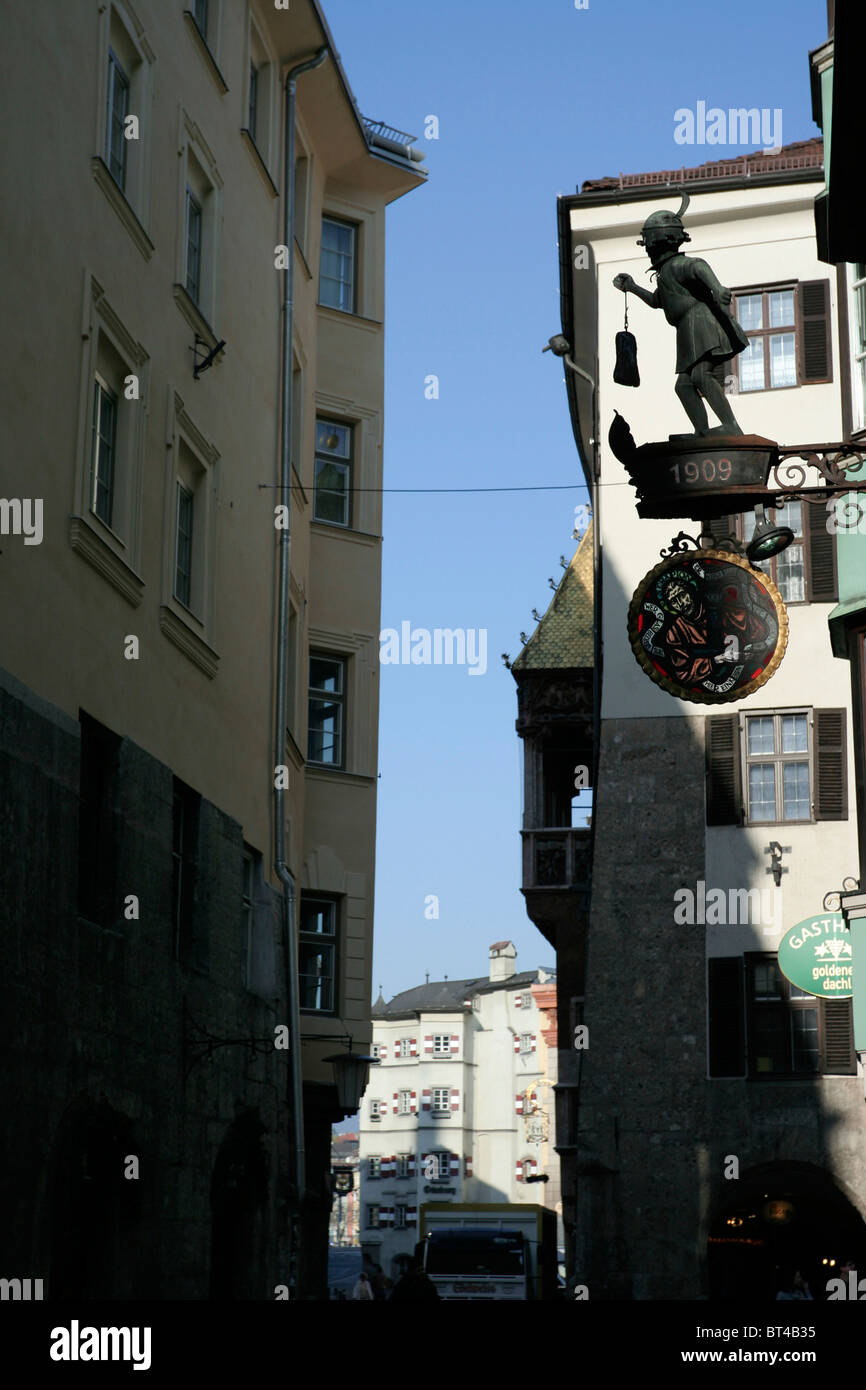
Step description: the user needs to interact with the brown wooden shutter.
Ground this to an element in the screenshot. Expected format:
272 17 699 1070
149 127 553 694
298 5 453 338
804 498 838 602
797 280 832 384
813 708 848 820
706 515 736 546
821 998 856 1074
708 958 746 1077
706 714 742 825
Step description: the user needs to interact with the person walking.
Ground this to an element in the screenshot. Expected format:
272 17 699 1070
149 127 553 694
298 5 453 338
352 1271 374 1301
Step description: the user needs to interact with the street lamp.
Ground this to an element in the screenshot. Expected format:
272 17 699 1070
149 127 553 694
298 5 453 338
322 1050 378 1114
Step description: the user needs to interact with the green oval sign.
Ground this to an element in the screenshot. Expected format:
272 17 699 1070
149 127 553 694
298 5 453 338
778 914 853 998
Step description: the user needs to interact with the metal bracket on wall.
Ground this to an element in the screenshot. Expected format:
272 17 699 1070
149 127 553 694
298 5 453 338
182 998 277 1081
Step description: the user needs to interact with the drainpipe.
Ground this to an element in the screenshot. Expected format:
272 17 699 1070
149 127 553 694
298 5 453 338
274 43 328 1288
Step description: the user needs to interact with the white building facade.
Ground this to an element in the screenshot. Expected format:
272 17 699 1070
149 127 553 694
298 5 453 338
358 943 560 1278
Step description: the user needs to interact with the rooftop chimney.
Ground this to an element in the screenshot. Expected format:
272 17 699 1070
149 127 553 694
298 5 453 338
489 940 517 982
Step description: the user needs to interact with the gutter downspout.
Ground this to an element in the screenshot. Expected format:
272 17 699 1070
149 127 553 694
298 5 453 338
274 44 328 1290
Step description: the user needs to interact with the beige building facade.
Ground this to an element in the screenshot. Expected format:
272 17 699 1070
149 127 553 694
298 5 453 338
0 0 423 1298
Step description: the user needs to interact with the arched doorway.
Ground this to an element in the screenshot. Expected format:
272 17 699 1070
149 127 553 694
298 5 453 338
49 1099 142 1299
209 1111 268 1299
707 1162 866 1300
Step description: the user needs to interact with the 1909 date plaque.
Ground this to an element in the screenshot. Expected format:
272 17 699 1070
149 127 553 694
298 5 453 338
628 548 788 703
622 435 777 521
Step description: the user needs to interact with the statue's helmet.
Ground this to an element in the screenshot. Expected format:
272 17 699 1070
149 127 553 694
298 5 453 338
637 192 691 247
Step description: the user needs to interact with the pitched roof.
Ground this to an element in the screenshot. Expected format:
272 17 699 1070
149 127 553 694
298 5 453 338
372 969 556 1018
579 138 823 195
511 522 594 672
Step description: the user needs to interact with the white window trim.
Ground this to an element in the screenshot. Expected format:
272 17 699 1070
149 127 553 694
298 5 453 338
243 7 277 172
160 388 220 677
847 262 866 434
432 1034 450 1057
70 273 148 606
174 111 224 337
93 1 155 253
431 1087 450 1114
739 708 813 826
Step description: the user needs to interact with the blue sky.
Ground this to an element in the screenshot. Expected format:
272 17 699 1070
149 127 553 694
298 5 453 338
322 0 827 1001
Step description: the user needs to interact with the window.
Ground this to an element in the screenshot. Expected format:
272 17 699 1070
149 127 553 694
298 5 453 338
172 777 202 968
394 1206 407 1230
847 263 866 432
192 0 208 39
160 400 220 674
519 1033 533 1054
174 482 194 607
243 19 276 170
397 1090 412 1115
709 956 856 1076
319 217 357 312
90 378 118 526
185 189 202 304
399 1038 412 1059
367 1205 380 1229
735 288 796 391
396 1154 412 1179
313 419 352 527
432 1035 451 1057
175 118 222 332
243 847 274 997
520 993 533 1010
369 1100 382 1123
106 49 130 188
370 1043 381 1060
248 63 258 140
72 278 148 601
308 654 345 766
299 896 337 1013
731 281 832 391
707 501 837 606
431 1088 450 1114
428 1152 449 1178
744 711 811 824
367 1157 381 1179
94 7 154 248
706 709 847 825
77 713 121 926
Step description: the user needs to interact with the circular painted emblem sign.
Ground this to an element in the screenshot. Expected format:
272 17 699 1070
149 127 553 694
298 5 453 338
778 913 853 998
628 549 788 703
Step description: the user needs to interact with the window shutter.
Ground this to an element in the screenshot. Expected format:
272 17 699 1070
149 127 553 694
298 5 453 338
822 999 856 1074
814 708 848 820
797 279 832 384
515 1159 524 1182
450 1088 459 1112
410 1091 417 1114
707 958 746 1077
804 499 838 602
513 1035 520 1054
531 1034 537 1052
706 515 736 547
705 714 742 825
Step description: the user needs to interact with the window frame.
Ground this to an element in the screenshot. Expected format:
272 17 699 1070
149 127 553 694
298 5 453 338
313 417 353 528
740 708 813 826
319 216 358 314
432 1034 451 1058
369 1100 382 1123
846 261 866 433
397 1090 412 1116
431 1087 450 1115
90 375 119 527
298 893 338 1015
396 1154 412 1179
185 187 203 306
106 47 130 189
744 953 849 1078
731 284 798 393
173 480 194 608
307 652 346 768
367 1156 381 1179
367 1204 381 1229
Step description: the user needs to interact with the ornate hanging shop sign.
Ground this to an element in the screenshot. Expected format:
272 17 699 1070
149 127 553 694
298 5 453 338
627 548 788 703
778 914 853 998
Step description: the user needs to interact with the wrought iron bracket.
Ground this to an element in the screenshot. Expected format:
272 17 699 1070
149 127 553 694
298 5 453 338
182 999 278 1081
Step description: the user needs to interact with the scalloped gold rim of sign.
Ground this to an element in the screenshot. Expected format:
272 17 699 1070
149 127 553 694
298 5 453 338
627 548 789 705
